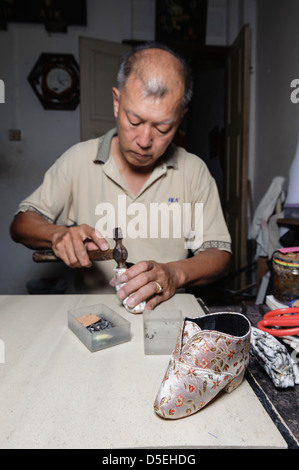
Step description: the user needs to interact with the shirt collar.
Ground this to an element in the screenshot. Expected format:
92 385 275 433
94 128 117 163
94 127 178 169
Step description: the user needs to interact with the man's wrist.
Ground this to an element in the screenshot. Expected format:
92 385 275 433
50 225 68 248
167 260 189 290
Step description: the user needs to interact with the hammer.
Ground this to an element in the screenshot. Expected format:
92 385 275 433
32 227 128 269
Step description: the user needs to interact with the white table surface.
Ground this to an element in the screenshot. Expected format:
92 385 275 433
0 293 287 449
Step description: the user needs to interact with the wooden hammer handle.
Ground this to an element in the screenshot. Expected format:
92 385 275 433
32 248 114 262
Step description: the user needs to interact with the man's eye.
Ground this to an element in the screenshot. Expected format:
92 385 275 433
129 120 140 127
157 127 171 134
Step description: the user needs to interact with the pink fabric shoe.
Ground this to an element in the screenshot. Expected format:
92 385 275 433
154 312 251 419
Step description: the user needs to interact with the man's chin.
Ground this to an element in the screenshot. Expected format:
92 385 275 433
128 153 157 171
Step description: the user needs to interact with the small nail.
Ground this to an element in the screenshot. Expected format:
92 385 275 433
95 229 103 238
117 289 125 300
126 295 135 307
120 274 128 282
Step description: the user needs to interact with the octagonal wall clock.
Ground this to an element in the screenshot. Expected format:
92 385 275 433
28 53 80 110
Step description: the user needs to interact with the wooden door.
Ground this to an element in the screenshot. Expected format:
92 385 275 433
79 37 130 141
224 25 251 288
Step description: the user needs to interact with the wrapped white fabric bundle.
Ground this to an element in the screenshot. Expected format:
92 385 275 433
250 327 299 388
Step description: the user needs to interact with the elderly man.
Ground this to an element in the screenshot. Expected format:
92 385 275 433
10 42 231 310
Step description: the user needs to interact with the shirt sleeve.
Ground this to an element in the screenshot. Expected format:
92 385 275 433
17 148 74 226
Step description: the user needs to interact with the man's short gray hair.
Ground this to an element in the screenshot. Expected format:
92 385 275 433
117 42 193 109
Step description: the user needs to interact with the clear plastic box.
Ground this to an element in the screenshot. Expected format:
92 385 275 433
68 303 131 352
143 309 182 355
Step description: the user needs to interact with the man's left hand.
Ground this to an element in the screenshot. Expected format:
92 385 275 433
115 260 179 310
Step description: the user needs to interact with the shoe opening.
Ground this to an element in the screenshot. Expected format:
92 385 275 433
186 313 250 337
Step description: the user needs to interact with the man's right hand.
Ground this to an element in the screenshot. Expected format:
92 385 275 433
10 212 109 269
51 224 110 268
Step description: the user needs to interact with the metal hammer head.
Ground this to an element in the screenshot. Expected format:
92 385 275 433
113 227 128 268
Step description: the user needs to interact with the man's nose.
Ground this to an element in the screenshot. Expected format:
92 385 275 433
136 125 152 149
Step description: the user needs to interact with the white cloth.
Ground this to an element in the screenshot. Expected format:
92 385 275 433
249 177 285 257
280 133 299 237
285 134 299 206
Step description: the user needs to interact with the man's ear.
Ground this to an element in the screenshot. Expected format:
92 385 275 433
180 107 188 123
112 87 120 118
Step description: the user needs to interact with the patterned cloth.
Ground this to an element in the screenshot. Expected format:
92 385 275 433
250 327 299 388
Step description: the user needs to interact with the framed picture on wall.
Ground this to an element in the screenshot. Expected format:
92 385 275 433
155 0 208 45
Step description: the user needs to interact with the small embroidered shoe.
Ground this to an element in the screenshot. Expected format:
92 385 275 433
154 312 251 419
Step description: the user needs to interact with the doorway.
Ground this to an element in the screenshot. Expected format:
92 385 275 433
177 46 227 205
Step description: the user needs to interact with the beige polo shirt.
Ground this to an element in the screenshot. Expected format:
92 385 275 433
18 128 231 291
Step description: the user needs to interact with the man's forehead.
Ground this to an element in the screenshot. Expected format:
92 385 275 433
133 48 183 72
121 75 184 110
124 63 184 92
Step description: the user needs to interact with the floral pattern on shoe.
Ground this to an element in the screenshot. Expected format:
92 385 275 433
154 312 251 420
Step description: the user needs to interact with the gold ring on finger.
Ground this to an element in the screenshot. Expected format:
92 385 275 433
154 281 163 294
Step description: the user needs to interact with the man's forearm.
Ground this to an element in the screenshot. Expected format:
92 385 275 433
168 248 231 289
10 211 67 250
10 211 110 268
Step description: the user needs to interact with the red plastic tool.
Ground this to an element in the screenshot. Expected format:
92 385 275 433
257 308 299 337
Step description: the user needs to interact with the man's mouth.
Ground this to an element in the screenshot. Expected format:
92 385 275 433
132 151 152 159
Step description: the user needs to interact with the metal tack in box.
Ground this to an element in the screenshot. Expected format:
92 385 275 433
68 303 131 352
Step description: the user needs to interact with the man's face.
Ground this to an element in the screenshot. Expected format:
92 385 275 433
112 75 185 171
